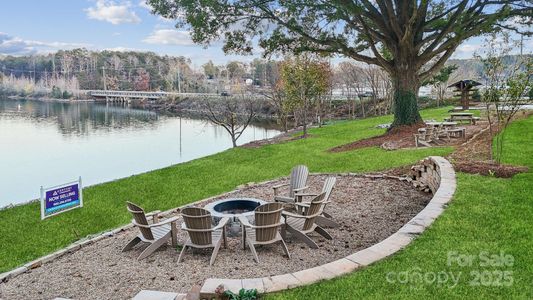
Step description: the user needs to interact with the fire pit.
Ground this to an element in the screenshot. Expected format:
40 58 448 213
204 198 266 236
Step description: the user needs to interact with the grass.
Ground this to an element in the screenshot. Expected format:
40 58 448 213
267 114 533 299
0 106 453 273
2 106 531 299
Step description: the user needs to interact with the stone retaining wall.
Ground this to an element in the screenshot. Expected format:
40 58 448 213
199 156 456 298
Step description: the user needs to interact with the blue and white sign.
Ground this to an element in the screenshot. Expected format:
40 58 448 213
40 177 83 219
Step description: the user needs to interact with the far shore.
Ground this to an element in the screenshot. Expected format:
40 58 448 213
4 95 95 102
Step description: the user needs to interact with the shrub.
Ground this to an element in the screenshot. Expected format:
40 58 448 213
224 288 258 300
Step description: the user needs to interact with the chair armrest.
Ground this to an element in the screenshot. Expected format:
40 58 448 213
273 183 290 196
148 216 179 228
212 217 230 231
282 211 307 219
272 183 290 190
146 210 161 223
237 216 256 229
293 186 310 193
145 210 161 218
294 193 318 197
294 202 310 208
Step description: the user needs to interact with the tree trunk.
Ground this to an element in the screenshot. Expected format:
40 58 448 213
390 70 423 127
302 108 308 136
360 97 366 118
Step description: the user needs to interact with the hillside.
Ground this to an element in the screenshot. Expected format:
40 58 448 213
447 54 533 82
0 49 201 92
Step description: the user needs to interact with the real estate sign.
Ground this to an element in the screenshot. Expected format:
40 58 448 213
41 177 83 219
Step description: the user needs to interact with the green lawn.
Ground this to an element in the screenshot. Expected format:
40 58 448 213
267 114 533 299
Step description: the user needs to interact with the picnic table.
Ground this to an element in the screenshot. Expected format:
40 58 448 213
425 121 458 128
450 112 474 116
416 121 465 148
446 112 479 124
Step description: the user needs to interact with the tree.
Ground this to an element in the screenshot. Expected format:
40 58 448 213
423 65 458 107
226 61 246 81
263 80 290 132
148 0 532 128
337 62 366 118
204 96 257 147
477 32 533 164
203 60 219 79
279 55 331 136
134 69 150 91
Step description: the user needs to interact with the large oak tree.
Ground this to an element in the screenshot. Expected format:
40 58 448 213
148 0 532 127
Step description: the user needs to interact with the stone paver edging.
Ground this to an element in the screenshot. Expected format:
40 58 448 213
199 156 456 298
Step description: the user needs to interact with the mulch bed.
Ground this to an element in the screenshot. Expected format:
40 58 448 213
449 122 529 178
453 161 528 178
0 174 431 300
329 125 422 152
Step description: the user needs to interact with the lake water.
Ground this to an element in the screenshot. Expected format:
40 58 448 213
0 99 280 207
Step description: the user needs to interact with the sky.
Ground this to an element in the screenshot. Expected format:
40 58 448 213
0 0 531 67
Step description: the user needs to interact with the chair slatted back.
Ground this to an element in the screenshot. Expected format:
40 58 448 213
303 192 326 231
254 202 283 242
127 202 154 240
322 177 337 201
182 207 213 246
289 165 309 197
425 126 434 141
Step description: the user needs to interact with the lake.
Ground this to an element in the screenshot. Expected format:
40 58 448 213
0 99 280 207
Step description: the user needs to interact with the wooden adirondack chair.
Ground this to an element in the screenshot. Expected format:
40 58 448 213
238 202 290 263
281 192 332 249
414 126 434 148
273 165 309 203
294 176 339 228
178 207 229 266
122 201 179 260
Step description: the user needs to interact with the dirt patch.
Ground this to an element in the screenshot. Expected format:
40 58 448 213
241 127 315 148
453 161 528 178
0 175 431 300
449 124 494 162
329 125 422 152
449 122 528 178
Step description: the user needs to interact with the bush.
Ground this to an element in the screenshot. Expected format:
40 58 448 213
51 86 62 99
224 288 258 300
62 90 71 99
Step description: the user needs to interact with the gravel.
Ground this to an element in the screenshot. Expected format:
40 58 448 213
0 174 431 300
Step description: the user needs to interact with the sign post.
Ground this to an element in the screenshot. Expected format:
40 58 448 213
40 177 83 219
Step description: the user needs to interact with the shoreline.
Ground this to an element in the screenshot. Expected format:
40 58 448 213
0 124 287 211
4 95 95 102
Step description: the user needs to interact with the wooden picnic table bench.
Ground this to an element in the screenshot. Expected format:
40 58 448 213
425 121 458 128
445 113 480 124
450 112 474 116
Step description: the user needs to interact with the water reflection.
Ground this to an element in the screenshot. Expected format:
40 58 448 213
0 99 161 136
0 98 280 206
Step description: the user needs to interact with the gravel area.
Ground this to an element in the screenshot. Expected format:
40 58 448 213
0 174 431 300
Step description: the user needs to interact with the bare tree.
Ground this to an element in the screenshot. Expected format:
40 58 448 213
477 32 533 163
363 65 382 115
377 70 394 114
337 62 366 118
204 96 257 147
262 81 290 132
